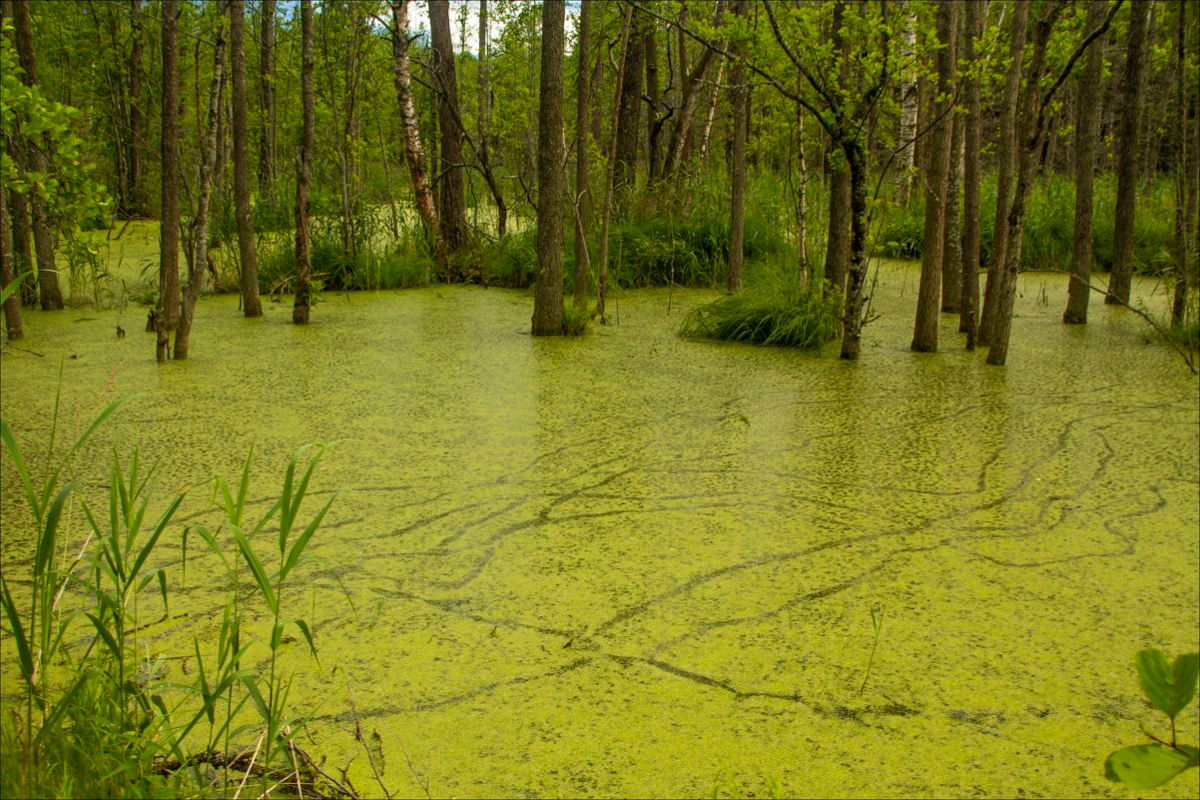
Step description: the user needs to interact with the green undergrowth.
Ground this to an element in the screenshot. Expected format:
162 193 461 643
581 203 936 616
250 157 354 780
0 392 337 799
877 173 1177 275
678 261 842 349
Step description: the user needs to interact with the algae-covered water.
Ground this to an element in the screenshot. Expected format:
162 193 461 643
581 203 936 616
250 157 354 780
1 264 1197 798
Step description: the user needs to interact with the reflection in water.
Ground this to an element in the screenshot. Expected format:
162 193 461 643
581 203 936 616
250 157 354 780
1 266 1196 798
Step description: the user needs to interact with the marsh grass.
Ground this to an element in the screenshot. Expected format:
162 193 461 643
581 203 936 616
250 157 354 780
0 396 333 798
678 260 842 349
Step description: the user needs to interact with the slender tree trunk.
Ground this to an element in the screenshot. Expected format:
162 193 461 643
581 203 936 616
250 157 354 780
12 0 62 310
573 0 591 308
157 0 180 361
531 0 565 337
598 4 636 322
824 1 851 292
128 0 143 216
897 3 918 204
230 0 261 317
257 0 276 194
960 0 982 346
1 187 23 340
1106 0 1148 305
294 0 314 325
476 0 506 236
988 9 1056 367
1064 0 1106 325
795 74 809 289
912 0 955 353
942 114 963 314
390 0 446 271
697 59 725 162
614 11 646 192
979 0 1029 346
840 143 870 360
430 0 469 263
1170 0 1196 325
663 1 727 180
645 22 662 182
175 17 226 360
728 0 748 293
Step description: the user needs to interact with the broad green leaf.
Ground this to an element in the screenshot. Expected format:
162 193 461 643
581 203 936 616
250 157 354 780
1105 744 1195 789
1137 649 1200 720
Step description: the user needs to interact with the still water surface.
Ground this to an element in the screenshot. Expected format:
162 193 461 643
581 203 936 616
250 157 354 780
1 264 1197 798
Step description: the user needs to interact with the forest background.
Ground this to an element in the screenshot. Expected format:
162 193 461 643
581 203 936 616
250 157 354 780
0 0 1196 365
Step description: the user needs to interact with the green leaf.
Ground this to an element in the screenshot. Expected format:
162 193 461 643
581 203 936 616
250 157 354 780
0 577 33 682
230 525 277 615
294 618 318 662
0 416 38 519
280 494 335 582
1137 649 1200 720
1105 744 1195 789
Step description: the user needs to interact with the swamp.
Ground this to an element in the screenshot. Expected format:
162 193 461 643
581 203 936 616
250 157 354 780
2 0 1199 797
2 265 1197 797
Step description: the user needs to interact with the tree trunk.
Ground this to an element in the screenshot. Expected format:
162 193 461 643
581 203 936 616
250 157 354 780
390 0 446 271
597 4 636 322
1170 0 1197 326
257 0 276 194
476 0 506 237
840 143 870 360
663 1 727 180
175 16 226 360
960 0 982 346
824 0 851 292
573 0 591 308
941 113 963 314
157 0 180 361
12 0 62 310
896 3 918 204
292 0 315 324
987 9 1057 367
614 11 646 192
697 59 725 162
1063 0 1107 325
230 0 261 318
795 74 810 289
645 21 662 183
531 0 565 337
979 0 1029 346
1 187 23 340
128 0 144 216
727 0 748 294
1106 0 1148 306
429 0 469 263
912 0 955 353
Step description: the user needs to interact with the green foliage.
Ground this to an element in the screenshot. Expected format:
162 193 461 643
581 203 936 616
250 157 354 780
0 398 333 798
480 228 539 288
1105 648 1200 789
876 174 1177 275
710 770 785 800
679 270 842 350
561 300 591 336
0 22 108 233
